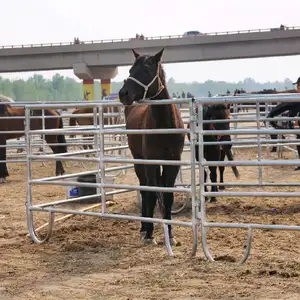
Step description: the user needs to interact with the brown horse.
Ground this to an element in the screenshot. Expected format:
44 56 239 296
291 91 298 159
68 105 122 152
0 100 67 183
119 48 185 245
187 104 239 202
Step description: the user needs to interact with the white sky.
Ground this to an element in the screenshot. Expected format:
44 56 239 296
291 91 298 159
1 0 300 83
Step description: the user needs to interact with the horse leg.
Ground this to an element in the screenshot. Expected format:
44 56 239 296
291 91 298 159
218 148 226 191
45 135 66 176
209 166 218 203
133 163 147 237
161 165 180 245
0 138 9 183
143 164 159 244
270 134 277 152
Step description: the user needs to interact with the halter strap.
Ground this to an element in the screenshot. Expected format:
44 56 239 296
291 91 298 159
127 62 165 100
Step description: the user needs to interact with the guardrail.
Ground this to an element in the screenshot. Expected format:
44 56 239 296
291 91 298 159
1 26 300 49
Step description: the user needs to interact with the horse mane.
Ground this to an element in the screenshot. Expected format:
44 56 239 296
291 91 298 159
250 89 277 94
0 94 15 102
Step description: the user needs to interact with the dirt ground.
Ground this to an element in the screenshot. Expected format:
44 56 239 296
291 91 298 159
2 146 300 300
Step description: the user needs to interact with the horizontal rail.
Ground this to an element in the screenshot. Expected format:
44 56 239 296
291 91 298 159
204 221 300 231
2 25 300 49
206 182 300 187
28 154 191 166
36 188 132 208
203 191 300 197
26 128 189 135
29 179 190 193
202 159 300 167
28 207 193 227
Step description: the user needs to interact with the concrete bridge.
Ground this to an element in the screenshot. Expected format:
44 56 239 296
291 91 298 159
1 26 300 99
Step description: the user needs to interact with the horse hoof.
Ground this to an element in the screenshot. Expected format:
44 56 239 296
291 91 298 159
219 186 225 191
0 178 7 184
140 231 146 238
295 167 300 171
143 238 157 245
209 197 217 203
169 238 180 246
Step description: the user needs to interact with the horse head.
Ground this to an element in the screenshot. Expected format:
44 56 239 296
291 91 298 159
204 104 231 135
119 48 165 105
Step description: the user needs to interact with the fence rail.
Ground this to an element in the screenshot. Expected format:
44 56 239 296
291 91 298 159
1 26 300 49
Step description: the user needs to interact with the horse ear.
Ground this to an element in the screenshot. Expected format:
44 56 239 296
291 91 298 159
153 48 164 63
132 49 140 59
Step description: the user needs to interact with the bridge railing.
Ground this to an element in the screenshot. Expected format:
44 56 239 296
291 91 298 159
1 26 300 49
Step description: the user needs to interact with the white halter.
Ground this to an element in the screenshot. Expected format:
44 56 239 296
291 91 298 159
127 62 165 100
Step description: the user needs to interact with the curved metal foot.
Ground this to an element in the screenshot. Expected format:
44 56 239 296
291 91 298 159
171 198 189 215
238 228 253 264
201 223 215 262
191 223 199 257
27 209 55 244
201 225 253 264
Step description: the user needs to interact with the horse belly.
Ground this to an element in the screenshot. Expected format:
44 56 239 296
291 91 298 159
143 134 184 160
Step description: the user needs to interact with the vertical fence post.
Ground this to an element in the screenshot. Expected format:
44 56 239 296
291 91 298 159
189 99 199 257
99 103 106 213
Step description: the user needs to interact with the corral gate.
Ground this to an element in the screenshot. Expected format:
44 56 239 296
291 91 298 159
24 95 300 263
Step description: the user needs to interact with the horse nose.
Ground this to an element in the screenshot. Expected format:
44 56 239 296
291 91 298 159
119 87 128 99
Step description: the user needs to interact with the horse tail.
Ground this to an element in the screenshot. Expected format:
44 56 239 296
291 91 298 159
224 147 239 178
56 111 67 153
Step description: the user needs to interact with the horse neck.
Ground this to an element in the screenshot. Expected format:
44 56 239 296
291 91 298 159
7 106 24 116
149 88 177 128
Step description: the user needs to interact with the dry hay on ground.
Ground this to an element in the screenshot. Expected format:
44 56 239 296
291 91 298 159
1 148 300 299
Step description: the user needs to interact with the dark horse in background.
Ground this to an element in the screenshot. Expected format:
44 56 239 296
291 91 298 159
268 101 300 170
119 48 185 245
187 104 240 203
0 101 67 183
233 88 300 154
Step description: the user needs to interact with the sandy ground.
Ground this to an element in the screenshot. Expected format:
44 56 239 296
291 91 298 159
2 146 300 300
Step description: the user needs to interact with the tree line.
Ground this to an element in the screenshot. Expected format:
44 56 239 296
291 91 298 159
0 73 295 102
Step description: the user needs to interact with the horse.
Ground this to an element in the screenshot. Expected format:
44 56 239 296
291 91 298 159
118 48 185 245
0 95 24 154
0 98 67 183
68 105 122 153
187 104 240 202
233 88 300 153
267 101 300 170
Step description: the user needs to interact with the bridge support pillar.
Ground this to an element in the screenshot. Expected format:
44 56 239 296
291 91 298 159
73 63 118 100
83 79 95 100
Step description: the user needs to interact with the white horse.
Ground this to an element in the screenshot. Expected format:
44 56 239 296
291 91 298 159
0 94 14 103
